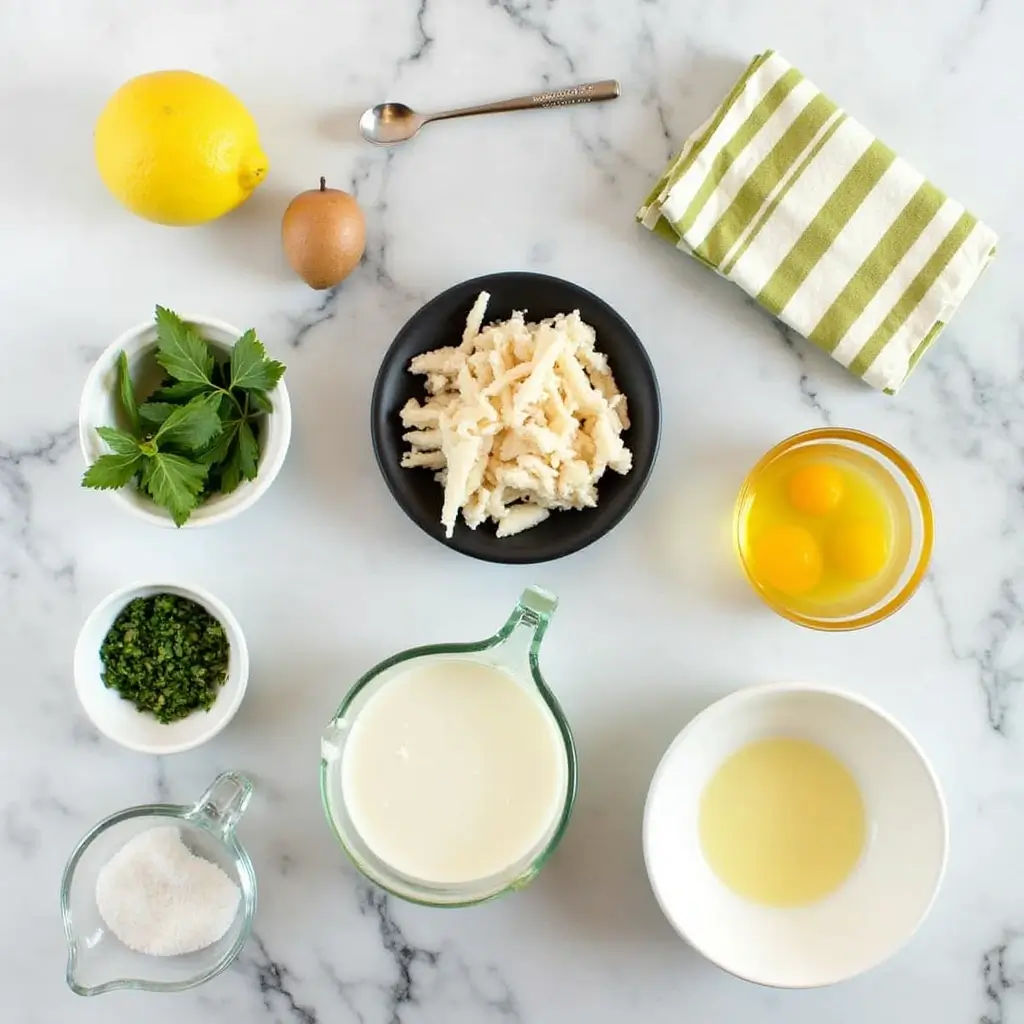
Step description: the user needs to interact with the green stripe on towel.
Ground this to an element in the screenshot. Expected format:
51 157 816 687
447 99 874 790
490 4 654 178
638 50 997 393
808 181 947 353
696 92 839 267
848 211 978 377
720 112 846 278
757 139 897 316
676 67 806 240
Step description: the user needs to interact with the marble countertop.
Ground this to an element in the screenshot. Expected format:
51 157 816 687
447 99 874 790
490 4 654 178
4 0 1022 1020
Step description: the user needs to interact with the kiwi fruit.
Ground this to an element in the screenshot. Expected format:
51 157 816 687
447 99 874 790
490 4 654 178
281 177 366 289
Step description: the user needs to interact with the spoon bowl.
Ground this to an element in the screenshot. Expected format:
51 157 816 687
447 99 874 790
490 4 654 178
359 102 423 145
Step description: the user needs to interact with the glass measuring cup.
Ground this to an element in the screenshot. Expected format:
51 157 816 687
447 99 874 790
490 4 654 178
320 586 578 907
60 771 257 996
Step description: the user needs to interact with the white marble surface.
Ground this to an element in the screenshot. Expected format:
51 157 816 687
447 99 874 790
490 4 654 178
3 0 1022 1020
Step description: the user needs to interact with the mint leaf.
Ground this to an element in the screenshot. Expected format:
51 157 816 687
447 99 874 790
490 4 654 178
218 446 243 495
150 380 209 403
83 452 144 490
154 393 223 451
117 351 141 435
237 419 259 480
194 418 239 467
139 402 177 428
247 389 273 415
144 452 207 526
217 392 238 419
230 329 286 392
154 306 215 386
96 426 141 455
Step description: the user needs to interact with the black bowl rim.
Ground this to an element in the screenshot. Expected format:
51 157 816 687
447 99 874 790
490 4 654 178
370 271 662 564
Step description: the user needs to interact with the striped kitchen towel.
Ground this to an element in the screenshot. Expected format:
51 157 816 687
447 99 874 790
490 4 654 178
638 50 998 393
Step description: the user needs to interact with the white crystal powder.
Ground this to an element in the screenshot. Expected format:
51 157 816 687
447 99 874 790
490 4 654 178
95 825 241 956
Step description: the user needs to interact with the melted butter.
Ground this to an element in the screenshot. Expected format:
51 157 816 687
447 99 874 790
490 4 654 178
699 737 866 907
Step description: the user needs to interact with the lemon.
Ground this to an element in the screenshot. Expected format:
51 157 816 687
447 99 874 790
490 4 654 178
95 70 268 226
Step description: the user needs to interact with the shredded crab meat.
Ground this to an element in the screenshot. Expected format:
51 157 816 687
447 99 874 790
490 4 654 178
399 292 633 538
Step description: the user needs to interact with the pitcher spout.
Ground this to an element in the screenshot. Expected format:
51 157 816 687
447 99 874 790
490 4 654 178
65 933 129 997
488 586 558 678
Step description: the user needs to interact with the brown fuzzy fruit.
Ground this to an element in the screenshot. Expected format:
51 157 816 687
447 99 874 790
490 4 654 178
281 177 366 289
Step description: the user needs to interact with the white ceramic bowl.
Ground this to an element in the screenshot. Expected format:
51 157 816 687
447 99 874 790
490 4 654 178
643 683 948 988
74 583 249 755
79 315 292 528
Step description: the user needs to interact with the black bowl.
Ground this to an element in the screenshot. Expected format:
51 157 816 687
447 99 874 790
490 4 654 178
370 272 661 564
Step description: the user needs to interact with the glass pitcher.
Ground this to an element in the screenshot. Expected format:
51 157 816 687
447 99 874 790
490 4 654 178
320 586 577 907
60 771 257 995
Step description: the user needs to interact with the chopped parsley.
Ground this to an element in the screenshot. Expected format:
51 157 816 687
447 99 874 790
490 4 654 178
100 594 230 723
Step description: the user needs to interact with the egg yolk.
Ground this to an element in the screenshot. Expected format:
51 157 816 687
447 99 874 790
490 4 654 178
752 524 823 595
787 462 844 516
830 518 890 581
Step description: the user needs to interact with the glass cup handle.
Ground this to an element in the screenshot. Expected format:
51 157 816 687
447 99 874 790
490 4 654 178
188 771 254 840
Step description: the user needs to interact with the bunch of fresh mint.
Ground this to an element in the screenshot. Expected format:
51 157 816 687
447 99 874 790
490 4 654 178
82 306 286 526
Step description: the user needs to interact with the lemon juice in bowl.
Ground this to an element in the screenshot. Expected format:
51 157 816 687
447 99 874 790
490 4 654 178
734 428 932 629
698 737 866 907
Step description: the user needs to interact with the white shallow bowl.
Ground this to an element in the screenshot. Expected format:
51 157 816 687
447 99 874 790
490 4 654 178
74 583 249 755
79 314 292 528
643 683 948 988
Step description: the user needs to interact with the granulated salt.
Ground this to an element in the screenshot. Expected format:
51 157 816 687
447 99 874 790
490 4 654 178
95 825 241 956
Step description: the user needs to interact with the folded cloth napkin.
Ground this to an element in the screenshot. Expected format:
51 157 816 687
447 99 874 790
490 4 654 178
638 50 998 393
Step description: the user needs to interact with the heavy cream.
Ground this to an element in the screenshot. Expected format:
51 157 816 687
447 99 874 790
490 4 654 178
340 658 567 885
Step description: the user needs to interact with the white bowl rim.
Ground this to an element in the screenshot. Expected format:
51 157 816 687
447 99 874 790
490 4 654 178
642 680 950 989
78 314 292 529
73 581 250 755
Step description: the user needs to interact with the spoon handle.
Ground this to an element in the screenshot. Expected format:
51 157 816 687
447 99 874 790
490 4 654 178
428 79 620 124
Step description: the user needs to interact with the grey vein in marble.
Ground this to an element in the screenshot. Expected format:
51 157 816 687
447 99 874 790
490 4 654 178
399 0 435 69
245 934 320 1024
770 321 835 426
315 888 522 1024
929 574 1024 735
359 887 440 1023
0 424 77 581
488 0 576 73
980 932 1024 1024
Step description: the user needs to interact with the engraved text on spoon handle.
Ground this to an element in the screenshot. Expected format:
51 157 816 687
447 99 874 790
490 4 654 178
531 81 621 107
427 80 620 124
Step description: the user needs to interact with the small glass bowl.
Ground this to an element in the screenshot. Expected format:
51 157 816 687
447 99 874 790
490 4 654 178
60 772 257 996
734 428 933 631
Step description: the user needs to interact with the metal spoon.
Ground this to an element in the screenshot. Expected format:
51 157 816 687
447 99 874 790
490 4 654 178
359 79 620 145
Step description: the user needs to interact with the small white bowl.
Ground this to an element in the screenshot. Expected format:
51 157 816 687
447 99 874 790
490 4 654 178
79 315 292 528
643 683 947 988
74 583 249 755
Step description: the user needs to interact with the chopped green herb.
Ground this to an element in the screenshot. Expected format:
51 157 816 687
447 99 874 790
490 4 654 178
100 594 230 723
81 306 287 525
